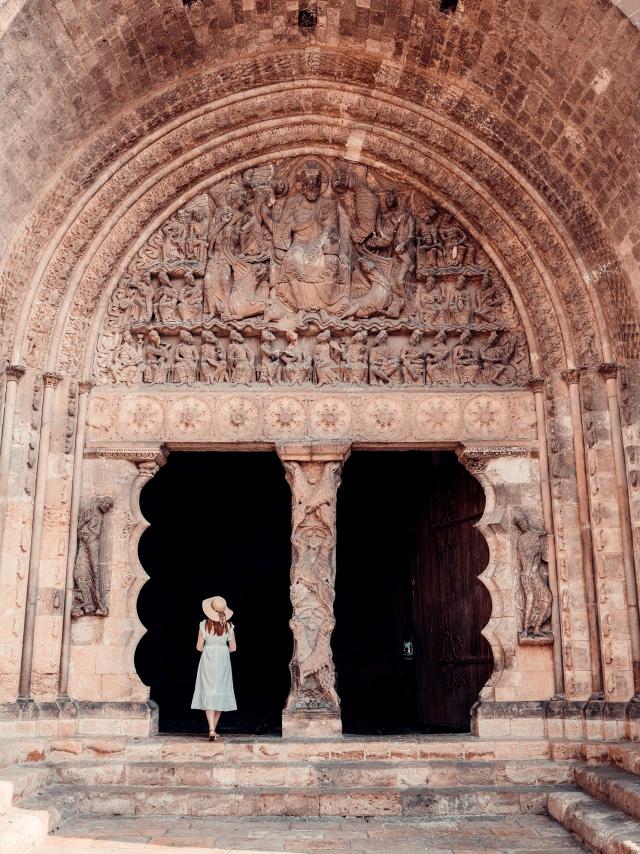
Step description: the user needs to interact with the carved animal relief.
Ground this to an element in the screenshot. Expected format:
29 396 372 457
94 158 530 389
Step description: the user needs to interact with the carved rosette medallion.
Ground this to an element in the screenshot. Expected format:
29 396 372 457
363 398 405 437
310 398 351 436
167 397 211 435
463 395 508 438
266 397 307 436
118 396 164 436
87 396 118 437
217 397 260 437
414 398 460 438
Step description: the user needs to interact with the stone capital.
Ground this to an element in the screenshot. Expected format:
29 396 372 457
597 362 618 380
561 368 583 385
42 371 64 388
527 376 545 393
5 364 26 382
78 379 95 395
456 444 529 473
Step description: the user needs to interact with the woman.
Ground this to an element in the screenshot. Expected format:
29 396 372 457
191 595 237 740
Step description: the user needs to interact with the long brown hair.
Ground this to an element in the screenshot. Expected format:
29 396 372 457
205 617 229 636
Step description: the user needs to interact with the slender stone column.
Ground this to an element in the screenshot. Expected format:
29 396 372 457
0 365 26 559
529 377 565 698
277 443 351 738
562 368 604 698
18 371 63 701
58 380 93 700
599 363 640 697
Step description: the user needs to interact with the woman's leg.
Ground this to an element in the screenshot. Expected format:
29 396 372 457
205 709 216 733
213 710 222 731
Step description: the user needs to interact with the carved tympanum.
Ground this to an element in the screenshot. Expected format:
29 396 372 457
72 495 114 617
513 509 553 644
282 459 343 715
94 157 530 389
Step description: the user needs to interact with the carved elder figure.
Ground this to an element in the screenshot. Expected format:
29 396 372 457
425 330 451 385
112 331 143 385
274 162 350 316
369 330 399 385
199 331 227 383
259 330 282 385
514 510 553 639
313 330 342 385
400 330 425 385
343 330 369 384
143 329 171 383
227 330 253 384
173 330 199 384
72 496 114 617
281 330 311 384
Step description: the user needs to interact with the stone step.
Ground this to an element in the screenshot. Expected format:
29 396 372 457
44 735 554 763
0 765 53 812
548 789 640 853
0 802 63 854
575 764 640 822
24 781 572 817
608 743 640 777
48 757 575 788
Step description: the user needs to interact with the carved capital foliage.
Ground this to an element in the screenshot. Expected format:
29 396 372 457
42 371 64 388
78 379 95 394
456 444 530 474
561 368 583 386
527 376 545 393
598 362 618 380
5 364 26 382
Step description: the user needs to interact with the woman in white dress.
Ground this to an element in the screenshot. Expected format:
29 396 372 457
191 595 237 740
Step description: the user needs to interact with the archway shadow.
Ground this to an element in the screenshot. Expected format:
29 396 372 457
135 451 292 734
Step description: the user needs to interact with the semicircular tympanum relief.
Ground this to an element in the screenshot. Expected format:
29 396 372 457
93 156 531 390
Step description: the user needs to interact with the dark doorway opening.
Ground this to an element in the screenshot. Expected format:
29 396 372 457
334 450 492 734
136 451 292 734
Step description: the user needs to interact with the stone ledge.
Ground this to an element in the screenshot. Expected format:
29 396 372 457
0 701 158 738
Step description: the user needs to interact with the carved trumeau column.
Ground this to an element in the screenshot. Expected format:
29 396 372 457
598 363 640 697
561 367 605 699
277 443 350 738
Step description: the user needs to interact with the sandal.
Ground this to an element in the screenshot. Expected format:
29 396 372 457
208 731 217 741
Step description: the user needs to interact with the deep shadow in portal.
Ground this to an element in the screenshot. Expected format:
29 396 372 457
136 451 292 734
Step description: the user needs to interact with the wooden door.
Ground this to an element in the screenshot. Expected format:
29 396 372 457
411 453 493 731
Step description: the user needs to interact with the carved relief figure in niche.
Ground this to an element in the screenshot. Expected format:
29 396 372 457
161 213 188 261
344 256 393 319
452 330 480 385
400 330 425 385
369 330 399 386
177 271 203 323
417 207 443 268
514 510 553 641
154 272 179 323
72 496 114 617
367 189 415 306
204 184 246 319
343 330 369 384
480 331 517 386
447 275 472 326
259 330 282 385
425 330 451 385
274 162 349 316
473 273 502 324
199 331 227 383
227 330 253 384
281 330 312 384
259 176 289 261
173 330 199 384
439 218 476 266
418 275 447 325
144 329 171 384
113 331 143 385
313 330 342 385
186 208 209 262
331 167 378 245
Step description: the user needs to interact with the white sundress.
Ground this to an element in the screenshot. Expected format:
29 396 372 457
191 620 237 711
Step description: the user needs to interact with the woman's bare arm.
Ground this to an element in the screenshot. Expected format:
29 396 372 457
228 628 237 653
196 629 204 652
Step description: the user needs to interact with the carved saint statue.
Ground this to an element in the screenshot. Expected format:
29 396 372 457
400 330 425 385
257 330 281 385
281 330 311 384
112 331 143 386
154 272 179 324
452 330 480 385
227 330 253 384
173 330 199 384
199 331 227 383
185 208 209 262
343 330 369 384
176 271 203 323
274 162 350 316
313 330 342 385
418 275 447 325
72 496 114 617
144 329 171 384
369 330 399 385
514 510 553 640
367 189 415 303
203 184 247 319
425 330 451 385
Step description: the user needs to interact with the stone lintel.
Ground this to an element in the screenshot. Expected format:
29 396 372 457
276 442 351 463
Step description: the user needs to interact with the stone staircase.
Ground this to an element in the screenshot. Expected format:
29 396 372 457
0 735 638 852
549 742 640 852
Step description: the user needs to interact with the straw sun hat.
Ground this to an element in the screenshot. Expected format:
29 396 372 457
202 595 233 622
